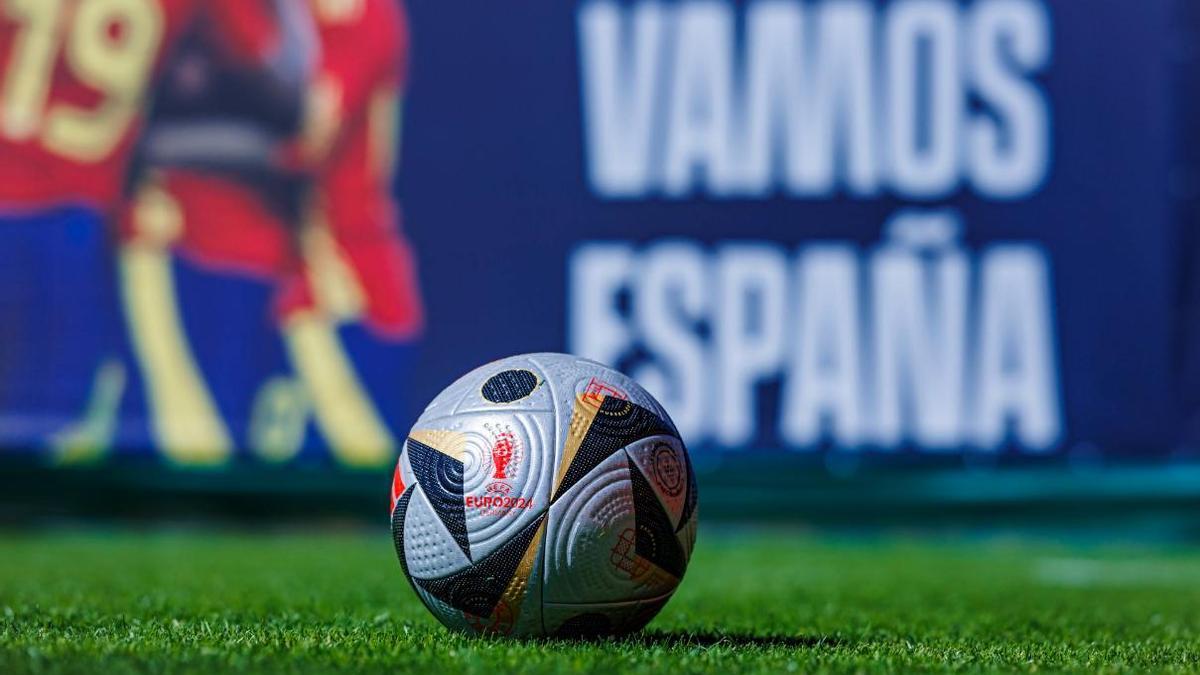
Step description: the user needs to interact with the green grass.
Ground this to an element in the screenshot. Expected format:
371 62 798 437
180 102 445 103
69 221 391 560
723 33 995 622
1 530 1198 674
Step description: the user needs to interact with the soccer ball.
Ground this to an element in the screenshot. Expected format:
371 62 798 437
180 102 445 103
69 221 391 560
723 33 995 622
388 353 698 637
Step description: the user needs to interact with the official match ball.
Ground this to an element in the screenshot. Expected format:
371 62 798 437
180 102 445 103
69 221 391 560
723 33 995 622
388 353 697 637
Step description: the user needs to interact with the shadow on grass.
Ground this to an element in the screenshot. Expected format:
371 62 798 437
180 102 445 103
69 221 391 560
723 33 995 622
534 630 841 650
628 630 842 650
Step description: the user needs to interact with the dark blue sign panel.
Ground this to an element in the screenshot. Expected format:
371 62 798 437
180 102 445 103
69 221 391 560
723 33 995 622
401 0 1182 459
0 0 1187 468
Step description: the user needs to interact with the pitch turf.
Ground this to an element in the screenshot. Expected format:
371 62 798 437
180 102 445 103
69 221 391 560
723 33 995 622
1 530 1198 674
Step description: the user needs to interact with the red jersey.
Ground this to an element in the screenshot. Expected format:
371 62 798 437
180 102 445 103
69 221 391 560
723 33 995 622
0 0 283 210
125 0 422 338
303 0 406 241
295 0 421 337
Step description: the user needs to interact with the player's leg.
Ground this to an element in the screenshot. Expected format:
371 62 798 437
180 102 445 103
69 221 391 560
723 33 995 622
279 229 423 468
117 174 294 465
281 312 416 468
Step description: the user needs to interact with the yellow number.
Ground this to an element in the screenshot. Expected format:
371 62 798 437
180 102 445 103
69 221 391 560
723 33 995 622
47 0 162 161
1 0 65 140
1 0 163 162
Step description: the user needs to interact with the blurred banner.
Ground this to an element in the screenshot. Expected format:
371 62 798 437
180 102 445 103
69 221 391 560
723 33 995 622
405 0 1187 462
0 0 1195 473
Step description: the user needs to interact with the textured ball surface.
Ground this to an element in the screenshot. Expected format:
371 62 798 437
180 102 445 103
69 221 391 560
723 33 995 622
388 353 698 637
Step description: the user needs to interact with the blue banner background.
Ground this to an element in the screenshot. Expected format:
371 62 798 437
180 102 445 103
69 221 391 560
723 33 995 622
397 0 1183 458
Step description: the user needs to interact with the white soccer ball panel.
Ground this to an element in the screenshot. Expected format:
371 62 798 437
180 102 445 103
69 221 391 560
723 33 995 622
402 486 471 579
